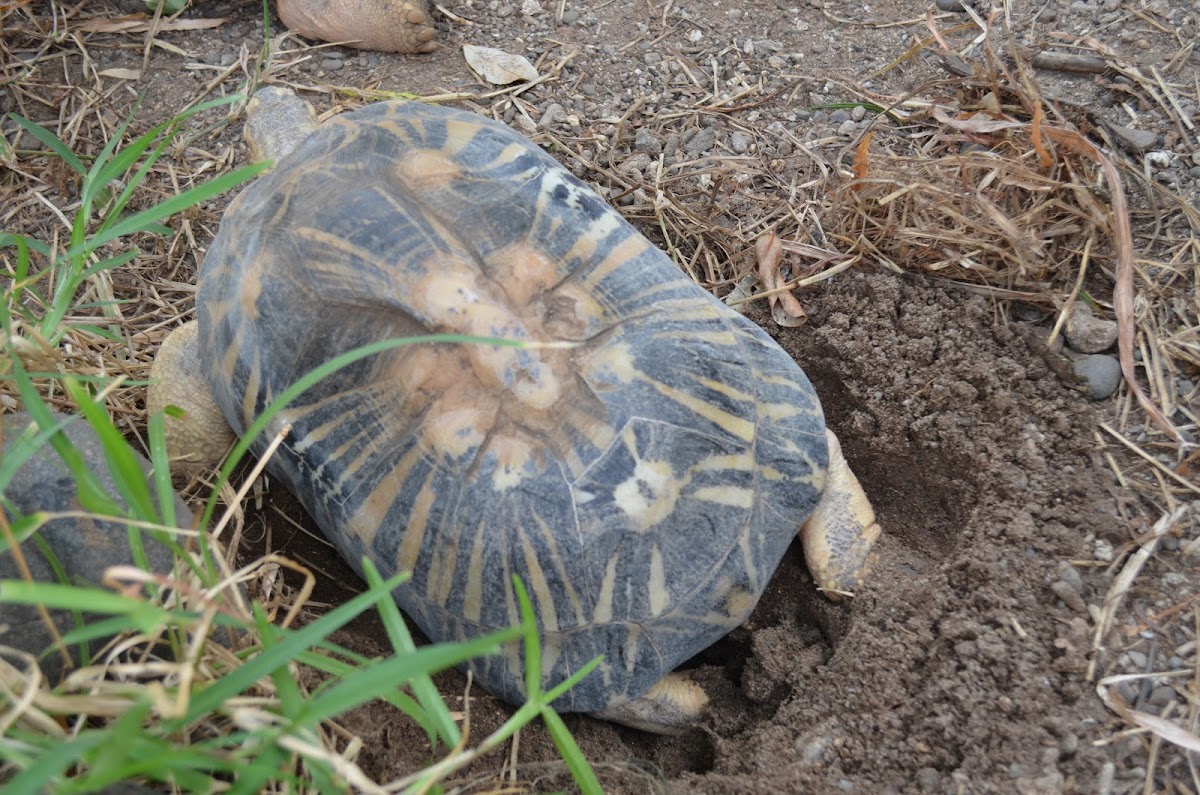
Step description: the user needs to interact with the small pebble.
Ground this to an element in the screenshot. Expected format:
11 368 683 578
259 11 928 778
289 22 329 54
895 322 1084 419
1106 123 1159 153
1071 354 1122 399
829 109 851 124
1049 580 1087 613
730 131 751 154
1148 685 1178 707
1065 303 1118 353
561 9 579 23
321 58 344 71
1147 150 1173 168
634 127 663 155
916 768 941 792
1125 650 1149 668
936 0 967 10
684 127 717 154
539 102 566 129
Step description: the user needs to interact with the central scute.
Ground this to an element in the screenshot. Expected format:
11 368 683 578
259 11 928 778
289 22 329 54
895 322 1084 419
198 100 827 712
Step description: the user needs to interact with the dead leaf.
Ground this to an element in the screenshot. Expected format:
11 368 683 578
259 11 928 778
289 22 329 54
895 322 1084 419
463 45 539 85
931 106 1024 134
75 16 229 34
1129 710 1200 753
756 233 807 327
98 68 142 80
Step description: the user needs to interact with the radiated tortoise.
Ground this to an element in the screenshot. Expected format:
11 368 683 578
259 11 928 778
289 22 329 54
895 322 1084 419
150 88 882 733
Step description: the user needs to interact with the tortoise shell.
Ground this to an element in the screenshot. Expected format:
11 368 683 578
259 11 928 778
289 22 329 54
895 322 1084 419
197 101 828 712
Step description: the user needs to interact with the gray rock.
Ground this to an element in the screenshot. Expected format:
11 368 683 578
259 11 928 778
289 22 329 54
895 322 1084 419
730 131 751 154
634 127 662 155
1049 580 1087 612
1055 561 1085 593
1065 302 1118 353
684 127 717 154
936 0 967 10
1 412 188 682
1148 685 1178 707
539 102 567 129
1106 123 1159 153
1071 354 1122 399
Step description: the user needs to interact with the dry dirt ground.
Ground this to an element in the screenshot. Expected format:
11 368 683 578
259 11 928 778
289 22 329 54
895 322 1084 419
3 0 1200 793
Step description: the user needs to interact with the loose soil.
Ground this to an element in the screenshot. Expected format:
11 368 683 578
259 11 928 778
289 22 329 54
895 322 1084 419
3 0 1198 792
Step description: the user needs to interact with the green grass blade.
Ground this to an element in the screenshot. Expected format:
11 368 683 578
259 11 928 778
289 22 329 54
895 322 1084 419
0 727 114 795
292 648 442 741
178 569 411 722
298 628 521 726
0 231 53 259
512 576 543 698
540 654 602 704
82 162 267 252
146 412 178 528
80 108 137 208
361 558 461 748
0 412 71 495
5 114 87 174
0 580 170 620
541 707 603 795
64 379 158 521
9 364 121 516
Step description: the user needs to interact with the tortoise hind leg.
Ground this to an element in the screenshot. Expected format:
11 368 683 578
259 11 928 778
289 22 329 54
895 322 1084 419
593 673 710 734
800 430 882 601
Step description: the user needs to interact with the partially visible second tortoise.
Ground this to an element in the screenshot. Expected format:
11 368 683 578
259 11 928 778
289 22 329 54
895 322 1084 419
275 0 438 53
151 88 881 733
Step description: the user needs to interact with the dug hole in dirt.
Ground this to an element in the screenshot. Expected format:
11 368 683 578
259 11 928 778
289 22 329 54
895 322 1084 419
4 0 1200 791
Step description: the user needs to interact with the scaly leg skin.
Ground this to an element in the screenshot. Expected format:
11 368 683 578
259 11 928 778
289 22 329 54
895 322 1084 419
276 0 440 54
593 673 710 735
147 320 234 475
800 429 882 601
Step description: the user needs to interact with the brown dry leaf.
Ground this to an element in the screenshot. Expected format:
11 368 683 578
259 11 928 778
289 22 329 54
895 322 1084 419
1128 710 1200 753
853 131 873 182
756 233 807 327
930 106 1025 134
98 68 142 80
462 45 539 85
74 16 229 34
